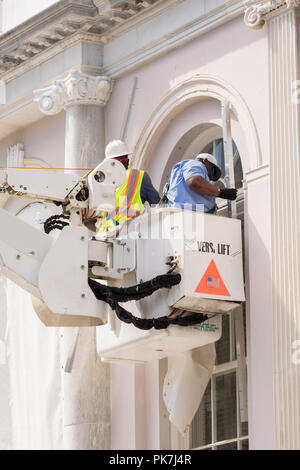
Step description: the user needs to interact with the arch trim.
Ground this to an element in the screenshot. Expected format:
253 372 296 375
132 74 262 173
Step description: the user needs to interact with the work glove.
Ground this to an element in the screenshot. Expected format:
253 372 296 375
218 188 238 201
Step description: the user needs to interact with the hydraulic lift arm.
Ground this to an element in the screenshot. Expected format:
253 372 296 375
0 159 125 213
0 159 128 326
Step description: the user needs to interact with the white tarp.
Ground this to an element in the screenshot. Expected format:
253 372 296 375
163 343 216 435
0 202 110 450
0 275 64 449
0 275 12 449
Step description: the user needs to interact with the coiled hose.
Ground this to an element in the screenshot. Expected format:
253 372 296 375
88 276 208 330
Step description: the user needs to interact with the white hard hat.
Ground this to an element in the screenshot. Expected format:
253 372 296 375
195 153 222 181
105 140 131 159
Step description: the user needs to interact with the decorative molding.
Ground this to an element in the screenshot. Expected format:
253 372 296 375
33 82 65 115
244 163 270 183
0 0 161 79
132 74 261 173
103 0 245 78
0 33 103 84
7 143 25 167
244 0 300 29
6 144 50 169
33 68 113 114
2 145 53 208
0 0 246 140
0 1 244 85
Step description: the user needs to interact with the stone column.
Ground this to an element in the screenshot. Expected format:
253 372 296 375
268 8 300 451
65 104 105 170
245 2 300 449
34 67 113 449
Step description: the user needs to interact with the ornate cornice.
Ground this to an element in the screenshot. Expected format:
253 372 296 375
33 68 113 114
244 0 300 29
0 0 160 79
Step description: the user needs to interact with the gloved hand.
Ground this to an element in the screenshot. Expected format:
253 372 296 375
218 188 238 201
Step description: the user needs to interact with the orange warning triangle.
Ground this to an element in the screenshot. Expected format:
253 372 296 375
195 259 230 297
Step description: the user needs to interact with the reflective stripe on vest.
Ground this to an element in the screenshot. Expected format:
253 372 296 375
111 169 144 218
98 169 144 232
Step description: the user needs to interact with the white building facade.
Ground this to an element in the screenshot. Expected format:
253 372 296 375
0 0 299 450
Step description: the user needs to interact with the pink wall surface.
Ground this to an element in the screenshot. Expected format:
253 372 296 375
105 16 269 179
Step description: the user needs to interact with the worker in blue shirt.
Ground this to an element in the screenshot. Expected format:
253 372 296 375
166 153 237 214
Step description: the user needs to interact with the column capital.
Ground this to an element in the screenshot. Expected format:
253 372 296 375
33 68 113 115
244 0 300 29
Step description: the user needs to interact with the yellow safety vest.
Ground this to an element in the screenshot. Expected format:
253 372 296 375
98 169 145 232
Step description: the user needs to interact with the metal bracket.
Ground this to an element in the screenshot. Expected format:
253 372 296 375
66 180 89 210
90 238 136 279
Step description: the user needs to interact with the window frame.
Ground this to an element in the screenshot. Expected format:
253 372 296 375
189 360 249 450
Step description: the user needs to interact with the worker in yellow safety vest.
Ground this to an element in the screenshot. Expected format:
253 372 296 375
89 140 160 233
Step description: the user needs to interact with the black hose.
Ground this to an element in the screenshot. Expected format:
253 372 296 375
42 218 209 330
88 275 208 330
44 214 70 234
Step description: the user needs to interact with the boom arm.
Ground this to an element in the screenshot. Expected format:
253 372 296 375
0 159 128 326
0 158 126 212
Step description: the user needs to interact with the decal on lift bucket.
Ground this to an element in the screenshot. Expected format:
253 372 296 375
194 259 230 297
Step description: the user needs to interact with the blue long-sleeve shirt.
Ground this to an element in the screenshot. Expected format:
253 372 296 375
140 171 160 205
167 160 216 213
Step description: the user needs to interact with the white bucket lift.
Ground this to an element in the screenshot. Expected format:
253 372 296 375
0 100 247 429
96 208 245 363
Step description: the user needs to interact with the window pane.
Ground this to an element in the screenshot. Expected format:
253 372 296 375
240 420 248 437
241 439 249 450
215 372 237 442
215 139 224 175
215 315 230 365
189 381 212 448
215 441 237 450
234 155 243 189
